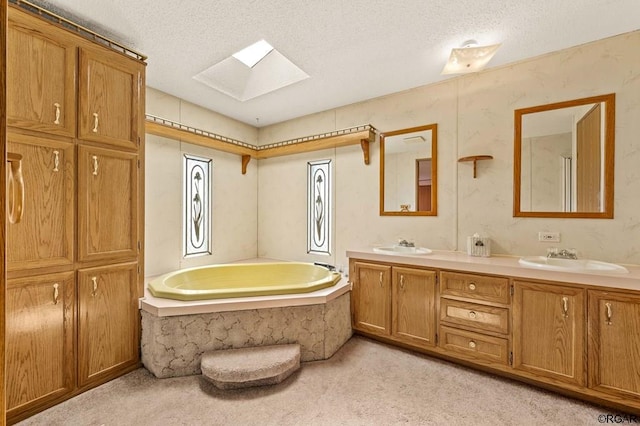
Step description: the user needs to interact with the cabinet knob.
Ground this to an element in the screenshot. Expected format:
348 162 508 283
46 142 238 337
54 103 61 125
468 340 476 349
562 296 569 318
400 275 405 289
468 311 477 319
468 282 476 291
379 272 383 287
7 154 24 224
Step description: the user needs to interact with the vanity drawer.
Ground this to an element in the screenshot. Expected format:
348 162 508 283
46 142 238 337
440 271 510 304
440 298 509 334
439 325 509 365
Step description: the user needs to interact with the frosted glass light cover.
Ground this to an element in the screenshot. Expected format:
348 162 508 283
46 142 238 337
441 43 501 75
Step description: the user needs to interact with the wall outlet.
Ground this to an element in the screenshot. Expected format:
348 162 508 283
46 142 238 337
538 231 560 242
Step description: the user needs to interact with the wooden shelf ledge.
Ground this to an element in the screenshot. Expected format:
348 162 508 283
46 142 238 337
458 155 493 178
145 116 376 174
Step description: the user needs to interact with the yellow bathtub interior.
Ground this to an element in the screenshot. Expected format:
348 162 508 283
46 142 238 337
147 262 342 301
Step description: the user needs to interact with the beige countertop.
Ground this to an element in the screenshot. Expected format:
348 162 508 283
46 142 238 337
346 249 640 292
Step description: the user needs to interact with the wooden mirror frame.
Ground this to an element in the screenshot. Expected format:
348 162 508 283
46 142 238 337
513 93 615 219
380 124 437 216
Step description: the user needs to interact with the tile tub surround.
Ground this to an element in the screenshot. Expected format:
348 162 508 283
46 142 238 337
141 290 352 378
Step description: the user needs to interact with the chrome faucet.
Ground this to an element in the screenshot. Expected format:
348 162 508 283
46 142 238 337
547 248 578 260
397 239 415 248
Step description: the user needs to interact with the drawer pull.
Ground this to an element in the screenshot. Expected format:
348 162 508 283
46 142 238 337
468 282 476 291
53 283 59 305
92 155 99 176
605 302 612 325
91 276 98 297
92 112 99 133
54 102 61 125
379 272 383 287
562 296 569 318
468 311 477 319
53 150 60 172
400 275 405 289
468 340 477 349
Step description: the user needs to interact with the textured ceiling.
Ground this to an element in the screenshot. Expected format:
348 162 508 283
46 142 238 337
36 0 640 127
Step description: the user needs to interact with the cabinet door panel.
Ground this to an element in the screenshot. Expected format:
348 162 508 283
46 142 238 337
6 272 75 414
392 266 436 347
7 9 76 137
77 263 139 387
78 46 142 149
351 262 391 335
588 291 640 399
7 133 74 272
77 144 138 262
513 281 585 386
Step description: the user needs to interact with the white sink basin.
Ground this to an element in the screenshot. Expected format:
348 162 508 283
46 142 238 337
373 246 432 255
519 256 628 274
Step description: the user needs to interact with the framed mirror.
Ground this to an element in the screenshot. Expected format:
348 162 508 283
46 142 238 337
380 124 437 216
514 93 615 218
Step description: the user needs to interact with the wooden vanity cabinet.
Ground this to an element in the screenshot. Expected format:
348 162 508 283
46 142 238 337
391 266 437 347
78 46 143 150
588 290 640 399
5 272 75 418
351 260 437 349
7 8 77 137
6 133 74 273
438 271 510 366
351 262 391 335
512 280 585 386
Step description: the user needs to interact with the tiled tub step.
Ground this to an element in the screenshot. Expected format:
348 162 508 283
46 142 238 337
201 344 301 389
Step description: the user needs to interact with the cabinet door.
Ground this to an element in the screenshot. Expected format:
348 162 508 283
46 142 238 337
7 8 76 137
351 262 391 335
77 263 139 387
6 272 75 416
78 46 143 149
392 266 436 347
7 133 74 272
588 290 640 399
77 144 138 263
513 281 585 386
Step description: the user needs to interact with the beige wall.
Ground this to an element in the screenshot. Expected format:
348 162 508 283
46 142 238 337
145 89 258 276
145 30 640 274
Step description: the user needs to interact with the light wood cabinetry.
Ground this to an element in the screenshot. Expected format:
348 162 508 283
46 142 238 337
392 266 436 347
351 260 436 349
77 144 138 263
78 46 143 149
351 262 391 335
438 271 510 366
512 281 585 386
77 263 139 388
349 254 640 413
588 290 640 399
6 133 74 273
7 9 76 137
5 272 75 417
5 5 144 423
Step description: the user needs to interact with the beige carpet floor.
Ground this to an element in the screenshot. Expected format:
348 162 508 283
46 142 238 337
18 336 610 426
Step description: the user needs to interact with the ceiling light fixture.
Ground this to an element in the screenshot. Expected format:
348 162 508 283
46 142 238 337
232 39 274 68
441 40 501 75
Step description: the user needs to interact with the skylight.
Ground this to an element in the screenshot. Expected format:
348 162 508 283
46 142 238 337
232 40 274 68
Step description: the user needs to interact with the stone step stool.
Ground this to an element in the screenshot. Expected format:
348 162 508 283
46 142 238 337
201 344 301 389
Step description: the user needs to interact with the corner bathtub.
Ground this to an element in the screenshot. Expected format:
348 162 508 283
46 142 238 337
147 262 342 301
140 261 352 378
